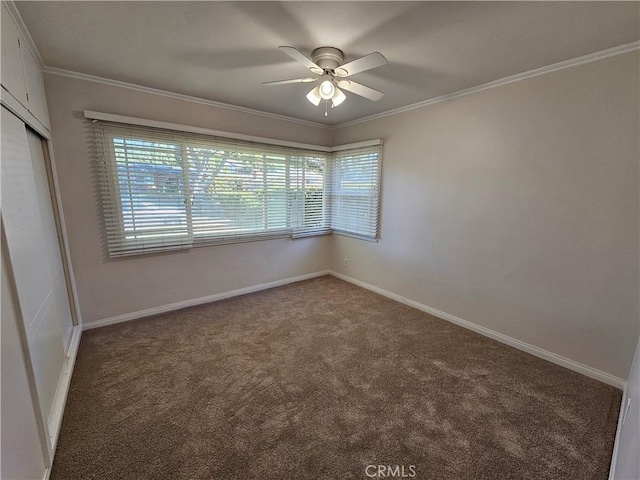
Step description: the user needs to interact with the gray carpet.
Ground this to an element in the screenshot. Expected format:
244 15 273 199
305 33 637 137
52 276 621 479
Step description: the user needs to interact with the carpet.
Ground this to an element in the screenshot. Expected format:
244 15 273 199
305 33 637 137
51 276 621 479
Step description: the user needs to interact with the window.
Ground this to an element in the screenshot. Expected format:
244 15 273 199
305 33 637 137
93 117 381 257
329 144 382 241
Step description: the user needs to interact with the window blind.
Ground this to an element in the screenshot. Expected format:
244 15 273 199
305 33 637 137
329 144 382 241
94 121 330 257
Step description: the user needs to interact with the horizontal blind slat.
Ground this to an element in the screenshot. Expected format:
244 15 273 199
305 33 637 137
94 120 336 256
328 144 382 240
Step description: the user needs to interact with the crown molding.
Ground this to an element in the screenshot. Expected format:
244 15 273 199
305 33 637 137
13 0 639 134
2 1 45 69
10 0 321 128
334 40 640 129
42 67 332 130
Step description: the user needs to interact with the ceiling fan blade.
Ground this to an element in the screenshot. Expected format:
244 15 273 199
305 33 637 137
337 80 384 101
262 77 318 86
279 46 324 74
334 52 387 77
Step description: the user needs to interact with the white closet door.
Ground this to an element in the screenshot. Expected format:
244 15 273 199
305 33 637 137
21 43 50 129
0 3 27 105
26 128 73 346
1 235 49 480
1 106 72 431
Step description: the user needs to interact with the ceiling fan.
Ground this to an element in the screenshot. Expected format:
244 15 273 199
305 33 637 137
263 46 387 115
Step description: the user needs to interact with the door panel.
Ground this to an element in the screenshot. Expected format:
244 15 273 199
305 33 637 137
1 106 73 440
27 128 64 281
21 43 50 129
53 270 73 347
27 292 65 421
2 210 51 324
1 234 48 480
0 4 27 105
0 106 34 215
26 128 73 343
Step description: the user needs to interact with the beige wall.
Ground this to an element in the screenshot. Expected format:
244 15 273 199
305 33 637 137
45 52 639 379
44 74 332 324
332 52 640 379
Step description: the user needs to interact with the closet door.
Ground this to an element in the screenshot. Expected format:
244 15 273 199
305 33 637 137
1 106 73 435
26 128 74 347
0 4 27 105
21 41 50 129
1 230 49 480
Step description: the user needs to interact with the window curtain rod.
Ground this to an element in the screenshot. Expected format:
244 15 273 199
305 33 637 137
83 110 382 153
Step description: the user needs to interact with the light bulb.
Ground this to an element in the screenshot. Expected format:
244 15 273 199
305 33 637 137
319 80 335 100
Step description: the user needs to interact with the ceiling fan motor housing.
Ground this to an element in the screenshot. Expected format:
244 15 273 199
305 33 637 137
312 47 344 72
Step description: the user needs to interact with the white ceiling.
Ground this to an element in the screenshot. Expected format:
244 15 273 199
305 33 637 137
16 1 640 126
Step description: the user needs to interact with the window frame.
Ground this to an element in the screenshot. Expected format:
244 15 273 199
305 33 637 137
89 111 382 257
329 144 383 242
101 130 194 255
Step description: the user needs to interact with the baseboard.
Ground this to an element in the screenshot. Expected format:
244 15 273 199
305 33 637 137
84 270 331 331
46 325 82 453
329 270 625 389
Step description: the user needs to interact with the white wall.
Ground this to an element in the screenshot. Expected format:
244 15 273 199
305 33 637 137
332 52 640 380
44 74 333 325
1 231 48 480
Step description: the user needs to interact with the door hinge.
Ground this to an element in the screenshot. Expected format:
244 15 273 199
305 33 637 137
26 92 29 102
17 37 20 48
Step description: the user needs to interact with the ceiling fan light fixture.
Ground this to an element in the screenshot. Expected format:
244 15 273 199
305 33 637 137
306 86 321 106
331 87 346 107
270 46 388 114
319 80 335 100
